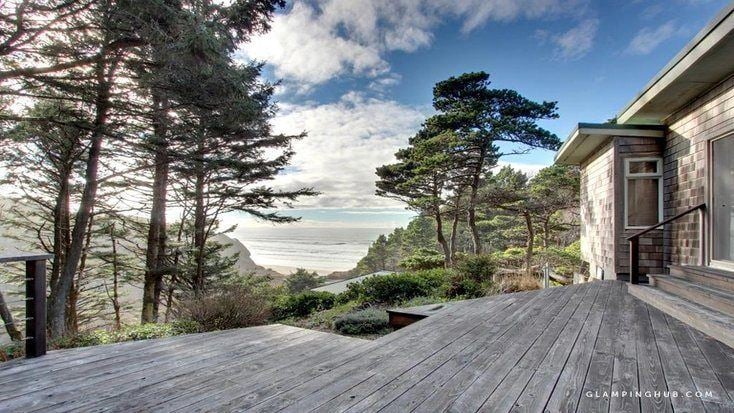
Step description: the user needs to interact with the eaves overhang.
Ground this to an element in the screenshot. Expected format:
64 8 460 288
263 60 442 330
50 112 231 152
554 123 666 165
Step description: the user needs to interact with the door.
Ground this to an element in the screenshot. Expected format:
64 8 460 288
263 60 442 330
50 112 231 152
712 135 734 267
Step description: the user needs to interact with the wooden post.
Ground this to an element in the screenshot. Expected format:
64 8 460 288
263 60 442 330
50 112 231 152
629 239 639 285
25 259 47 358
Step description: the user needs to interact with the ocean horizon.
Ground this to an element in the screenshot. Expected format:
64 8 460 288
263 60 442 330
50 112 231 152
231 226 394 275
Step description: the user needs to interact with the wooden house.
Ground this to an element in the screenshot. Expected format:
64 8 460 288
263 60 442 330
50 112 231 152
556 3 734 345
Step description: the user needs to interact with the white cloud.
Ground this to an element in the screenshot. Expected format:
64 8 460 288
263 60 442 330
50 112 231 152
269 92 429 209
625 21 679 55
240 0 590 87
368 73 402 93
240 2 388 85
551 19 599 60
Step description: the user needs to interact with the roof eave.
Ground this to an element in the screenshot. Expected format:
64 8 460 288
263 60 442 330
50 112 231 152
555 123 666 165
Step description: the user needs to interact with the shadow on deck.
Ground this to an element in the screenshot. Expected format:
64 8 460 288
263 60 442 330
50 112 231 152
1 281 733 412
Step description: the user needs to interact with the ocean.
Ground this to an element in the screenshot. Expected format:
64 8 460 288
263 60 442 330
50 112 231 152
231 227 393 274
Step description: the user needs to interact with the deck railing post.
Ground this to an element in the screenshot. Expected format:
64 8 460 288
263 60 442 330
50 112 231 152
25 259 47 358
629 238 639 284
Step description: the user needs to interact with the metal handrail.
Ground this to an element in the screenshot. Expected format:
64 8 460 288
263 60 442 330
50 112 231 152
627 203 706 284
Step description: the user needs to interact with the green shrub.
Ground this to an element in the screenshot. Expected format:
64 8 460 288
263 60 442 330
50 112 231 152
335 281 363 304
355 273 430 304
492 247 527 268
399 249 445 271
456 254 497 282
333 308 390 335
442 272 497 299
175 287 271 331
284 268 322 293
118 321 200 340
0 342 24 362
412 268 452 290
533 241 583 278
284 300 363 331
399 295 448 307
343 269 452 305
272 291 336 320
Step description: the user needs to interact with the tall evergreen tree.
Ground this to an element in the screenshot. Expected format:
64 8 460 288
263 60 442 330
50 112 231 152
428 72 560 254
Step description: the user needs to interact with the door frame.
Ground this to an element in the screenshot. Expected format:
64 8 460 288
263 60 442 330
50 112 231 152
708 133 734 271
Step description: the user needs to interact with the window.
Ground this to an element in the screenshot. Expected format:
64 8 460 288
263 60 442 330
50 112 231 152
624 158 662 229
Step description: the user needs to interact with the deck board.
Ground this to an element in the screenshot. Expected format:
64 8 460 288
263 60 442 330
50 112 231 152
1 281 734 412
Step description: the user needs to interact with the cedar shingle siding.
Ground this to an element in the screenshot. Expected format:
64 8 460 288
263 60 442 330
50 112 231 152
664 74 734 267
580 137 665 279
616 137 664 277
580 75 734 279
580 140 615 278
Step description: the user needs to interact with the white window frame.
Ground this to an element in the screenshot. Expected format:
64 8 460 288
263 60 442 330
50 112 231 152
624 157 663 230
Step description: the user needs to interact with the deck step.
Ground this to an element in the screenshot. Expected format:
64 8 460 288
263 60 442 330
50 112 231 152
628 284 734 349
669 264 734 293
648 274 734 317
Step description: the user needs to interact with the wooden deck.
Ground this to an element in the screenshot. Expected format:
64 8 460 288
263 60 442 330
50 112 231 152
2 281 734 412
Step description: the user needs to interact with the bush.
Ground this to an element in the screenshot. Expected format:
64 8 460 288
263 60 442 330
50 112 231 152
399 295 448 307
443 272 496 299
353 273 430 304
119 321 200 340
284 268 322 293
399 249 445 271
456 254 497 282
343 269 452 305
333 308 390 335
284 300 362 331
535 242 583 278
175 287 271 331
498 274 541 293
272 291 336 320
492 247 527 268
0 342 24 362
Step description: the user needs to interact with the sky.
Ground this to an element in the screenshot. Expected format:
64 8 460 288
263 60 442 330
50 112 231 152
226 0 731 230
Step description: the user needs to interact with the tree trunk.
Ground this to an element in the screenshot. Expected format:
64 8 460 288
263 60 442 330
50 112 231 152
466 151 486 254
142 92 170 323
449 194 461 260
542 219 550 249
48 56 114 338
192 156 206 294
0 289 22 341
110 223 121 330
434 211 452 268
50 178 71 292
165 212 187 322
524 212 534 276
66 212 94 333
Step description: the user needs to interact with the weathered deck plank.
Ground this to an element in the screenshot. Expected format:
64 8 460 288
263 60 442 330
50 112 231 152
633 294 672 413
1 281 734 413
413 283 591 412
649 305 705 412
512 276 611 412
476 282 603 412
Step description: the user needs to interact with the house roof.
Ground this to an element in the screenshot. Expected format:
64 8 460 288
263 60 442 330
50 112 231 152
618 2 734 124
554 123 666 165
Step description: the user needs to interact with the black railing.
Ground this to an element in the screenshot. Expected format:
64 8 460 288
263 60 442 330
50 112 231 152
626 203 706 284
0 252 52 358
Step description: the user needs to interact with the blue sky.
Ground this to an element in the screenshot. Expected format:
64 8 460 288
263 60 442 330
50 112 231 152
229 0 730 229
